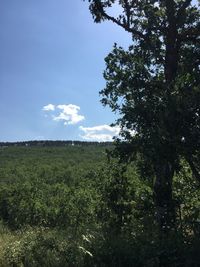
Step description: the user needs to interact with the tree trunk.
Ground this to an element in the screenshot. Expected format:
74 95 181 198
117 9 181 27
154 161 175 230
154 161 175 267
165 0 179 83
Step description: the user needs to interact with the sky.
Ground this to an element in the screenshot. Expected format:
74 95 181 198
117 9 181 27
0 0 131 142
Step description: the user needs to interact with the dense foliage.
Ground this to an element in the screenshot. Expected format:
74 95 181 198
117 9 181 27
0 145 200 266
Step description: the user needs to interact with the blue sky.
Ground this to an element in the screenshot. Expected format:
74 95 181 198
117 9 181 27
0 0 131 142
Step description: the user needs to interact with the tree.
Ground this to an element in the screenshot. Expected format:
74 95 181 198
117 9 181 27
86 0 200 235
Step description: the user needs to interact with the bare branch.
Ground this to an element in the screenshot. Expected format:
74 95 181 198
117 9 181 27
100 6 145 39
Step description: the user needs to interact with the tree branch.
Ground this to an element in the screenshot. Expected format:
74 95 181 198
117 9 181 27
123 0 131 28
101 8 145 39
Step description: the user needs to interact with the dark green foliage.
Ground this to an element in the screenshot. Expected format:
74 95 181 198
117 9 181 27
0 146 104 229
86 2 200 252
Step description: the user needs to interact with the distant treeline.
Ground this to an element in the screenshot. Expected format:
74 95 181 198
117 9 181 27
0 140 113 147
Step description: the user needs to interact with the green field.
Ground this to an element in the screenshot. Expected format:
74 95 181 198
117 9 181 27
0 145 200 267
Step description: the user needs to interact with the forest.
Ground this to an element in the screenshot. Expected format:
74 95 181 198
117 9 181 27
0 144 199 266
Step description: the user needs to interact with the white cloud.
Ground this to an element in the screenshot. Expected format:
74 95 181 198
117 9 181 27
79 124 120 142
53 104 85 125
43 104 85 125
43 104 55 111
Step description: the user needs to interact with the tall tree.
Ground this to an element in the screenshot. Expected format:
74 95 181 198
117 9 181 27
86 0 200 233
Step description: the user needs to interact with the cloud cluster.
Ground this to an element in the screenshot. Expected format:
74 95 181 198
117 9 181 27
79 124 120 142
43 104 122 141
43 104 85 125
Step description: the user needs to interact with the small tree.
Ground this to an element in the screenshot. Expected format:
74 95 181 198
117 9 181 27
86 0 200 234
